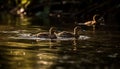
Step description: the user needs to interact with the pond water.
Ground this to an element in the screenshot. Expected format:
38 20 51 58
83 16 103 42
0 12 120 69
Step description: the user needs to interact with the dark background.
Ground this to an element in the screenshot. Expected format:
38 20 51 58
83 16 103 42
0 0 120 29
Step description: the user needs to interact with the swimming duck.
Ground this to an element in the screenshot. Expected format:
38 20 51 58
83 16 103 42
77 14 98 31
56 26 81 39
84 14 98 26
35 27 57 39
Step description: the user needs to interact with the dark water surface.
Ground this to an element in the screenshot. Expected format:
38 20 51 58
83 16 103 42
0 13 120 69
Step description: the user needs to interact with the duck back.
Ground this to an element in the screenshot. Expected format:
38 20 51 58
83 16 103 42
57 31 74 38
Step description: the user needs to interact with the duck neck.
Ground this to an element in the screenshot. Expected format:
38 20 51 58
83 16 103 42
49 27 57 39
93 15 97 22
49 28 54 35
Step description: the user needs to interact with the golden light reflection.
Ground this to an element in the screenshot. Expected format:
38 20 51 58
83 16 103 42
2 49 27 61
2 49 36 69
0 42 33 47
37 53 58 60
36 53 58 69
10 50 26 56
36 39 59 48
17 8 25 15
73 39 78 51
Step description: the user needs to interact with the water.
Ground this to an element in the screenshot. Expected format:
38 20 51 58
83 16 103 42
0 13 120 69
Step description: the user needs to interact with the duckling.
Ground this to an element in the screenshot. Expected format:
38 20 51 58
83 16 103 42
35 27 57 39
56 26 81 39
77 14 98 31
84 14 98 26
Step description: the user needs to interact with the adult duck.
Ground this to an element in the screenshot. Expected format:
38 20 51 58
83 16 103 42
56 26 81 39
35 27 57 39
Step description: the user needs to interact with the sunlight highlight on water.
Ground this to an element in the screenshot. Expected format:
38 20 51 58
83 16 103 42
0 12 120 69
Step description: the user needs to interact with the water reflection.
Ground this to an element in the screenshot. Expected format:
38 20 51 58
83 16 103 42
0 12 120 69
0 12 30 29
0 28 120 69
0 48 34 69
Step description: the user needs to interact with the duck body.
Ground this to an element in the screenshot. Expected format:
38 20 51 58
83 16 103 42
84 14 98 26
76 14 98 31
36 32 50 38
84 20 96 26
34 27 57 39
56 31 74 38
36 32 57 39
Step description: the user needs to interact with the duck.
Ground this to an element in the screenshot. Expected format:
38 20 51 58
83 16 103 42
77 14 98 31
84 14 98 26
35 27 57 39
56 26 81 39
